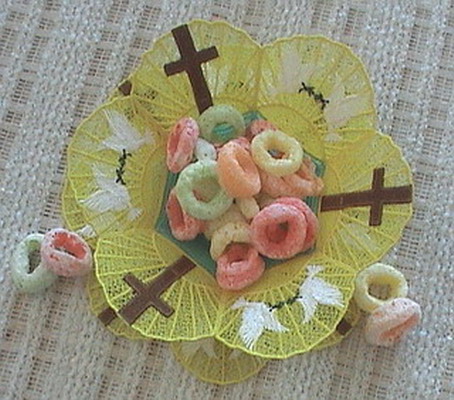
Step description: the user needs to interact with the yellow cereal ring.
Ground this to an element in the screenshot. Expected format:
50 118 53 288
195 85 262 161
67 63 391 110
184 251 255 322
210 221 251 260
354 263 408 313
204 204 246 239
251 130 303 176
236 197 260 220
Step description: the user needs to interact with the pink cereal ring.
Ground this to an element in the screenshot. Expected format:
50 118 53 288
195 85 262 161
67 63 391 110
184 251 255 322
250 203 308 259
41 229 92 277
246 120 277 141
364 298 421 347
274 197 318 251
216 243 265 291
166 117 199 173
166 189 204 241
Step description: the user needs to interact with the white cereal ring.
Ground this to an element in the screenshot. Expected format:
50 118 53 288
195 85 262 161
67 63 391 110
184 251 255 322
210 221 251 260
354 263 408 313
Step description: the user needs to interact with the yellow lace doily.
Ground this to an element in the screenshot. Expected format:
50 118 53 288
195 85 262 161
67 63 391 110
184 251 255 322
86 266 353 384
63 20 412 359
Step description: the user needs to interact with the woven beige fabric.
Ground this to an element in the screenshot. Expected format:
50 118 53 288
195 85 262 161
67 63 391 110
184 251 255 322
0 1 453 399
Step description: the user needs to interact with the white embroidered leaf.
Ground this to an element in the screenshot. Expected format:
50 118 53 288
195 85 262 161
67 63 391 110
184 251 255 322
232 298 287 349
297 265 343 323
82 166 131 213
325 93 369 133
76 224 96 238
180 338 217 359
102 110 152 152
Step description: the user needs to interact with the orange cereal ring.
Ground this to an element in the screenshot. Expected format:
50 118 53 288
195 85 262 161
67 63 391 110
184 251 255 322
246 119 277 141
282 158 324 197
273 197 318 251
217 141 261 198
250 203 308 259
166 190 204 241
166 117 199 173
216 243 265 291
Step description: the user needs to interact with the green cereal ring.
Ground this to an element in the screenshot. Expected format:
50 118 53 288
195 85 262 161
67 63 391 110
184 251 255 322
354 263 408 313
198 105 246 144
175 160 233 220
11 234 58 294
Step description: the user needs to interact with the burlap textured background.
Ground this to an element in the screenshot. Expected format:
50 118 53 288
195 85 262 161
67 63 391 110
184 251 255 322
0 1 453 399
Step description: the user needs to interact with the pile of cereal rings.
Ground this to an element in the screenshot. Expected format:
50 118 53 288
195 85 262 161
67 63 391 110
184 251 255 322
165 104 324 291
11 229 93 294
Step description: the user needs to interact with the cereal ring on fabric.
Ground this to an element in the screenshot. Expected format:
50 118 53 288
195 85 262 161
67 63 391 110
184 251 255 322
250 203 308 259
194 138 217 161
354 263 409 313
204 204 246 239
364 298 421 347
175 160 233 220
274 197 318 252
41 229 93 277
251 130 303 176
282 158 324 197
11 234 58 294
245 119 277 141
166 117 199 173
217 141 261 198
210 221 251 260
237 197 260 220
166 190 204 241
216 243 265 291
198 105 246 144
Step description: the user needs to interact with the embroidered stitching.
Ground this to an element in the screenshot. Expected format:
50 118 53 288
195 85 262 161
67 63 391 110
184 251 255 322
298 81 329 110
115 149 132 185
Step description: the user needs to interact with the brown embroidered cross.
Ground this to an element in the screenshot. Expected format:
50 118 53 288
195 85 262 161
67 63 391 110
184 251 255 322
98 257 195 326
164 24 219 114
321 168 413 226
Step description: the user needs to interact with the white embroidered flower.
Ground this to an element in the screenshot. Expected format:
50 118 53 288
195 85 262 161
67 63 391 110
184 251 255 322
81 165 141 221
102 109 153 152
297 265 343 323
180 338 217 358
232 298 288 349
